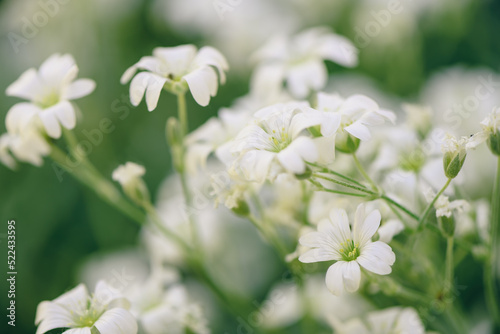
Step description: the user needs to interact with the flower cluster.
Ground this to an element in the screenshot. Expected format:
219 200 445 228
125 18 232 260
3 23 499 334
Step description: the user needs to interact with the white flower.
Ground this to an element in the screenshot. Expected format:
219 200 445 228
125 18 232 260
481 107 500 134
6 53 96 139
35 280 137 334
121 44 228 109
1 105 51 167
229 102 333 182
314 92 396 141
112 162 146 188
185 107 253 173
253 27 358 98
331 306 425 334
299 204 396 296
424 188 469 218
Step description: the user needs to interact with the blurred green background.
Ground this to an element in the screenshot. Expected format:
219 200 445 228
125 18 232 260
0 0 499 332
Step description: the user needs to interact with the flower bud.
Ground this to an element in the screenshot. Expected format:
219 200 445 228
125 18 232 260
335 131 360 154
438 215 455 238
295 167 312 180
231 199 250 217
441 134 468 179
443 150 466 179
112 162 150 206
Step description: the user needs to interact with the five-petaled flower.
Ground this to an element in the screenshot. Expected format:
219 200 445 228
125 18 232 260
6 53 96 139
121 44 228 109
252 27 358 99
229 102 333 182
35 280 138 334
299 204 396 296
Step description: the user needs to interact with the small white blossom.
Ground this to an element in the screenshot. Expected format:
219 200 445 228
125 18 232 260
441 133 483 155
112 162 146 188
314 92 396 141
35 281 137 334
253 27 358 98
299 204 395 296
424 188 469 218
6 53 96 138
1 105 51 167
229 102 332 182
185 107 253 173
481 107 500 134
121 45 228 109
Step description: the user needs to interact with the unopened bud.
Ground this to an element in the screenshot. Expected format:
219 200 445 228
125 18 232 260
335 131 360 154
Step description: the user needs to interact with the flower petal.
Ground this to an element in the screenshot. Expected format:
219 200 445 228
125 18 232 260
63 328 92 334
6 68 42 100
145 75 168 111
5 102 41 134
195 46 229 84
128 72 157 107
329 208 352 244
153 45 197 77
315 34 358 68
357 241 395 275
277 147 306 174
184 66 217 107
39 110 62 138
46 101 76 130
93 308 138 334
325 261 360 295
353 205 381 246
64 79 96 100
286 59 326 98
299 248 338 263
344 121 371 141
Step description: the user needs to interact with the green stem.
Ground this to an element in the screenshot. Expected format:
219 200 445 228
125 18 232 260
248 214 289 259
418 178 452 230
142 202 191 252
312 173 376 195
352 153 378 191
177 92 188 135
381 194 420 221
485 156 500 325
444 236 454 297
312 174 419 221
309 178 369 197
306 162 367 188
49 144 145 224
